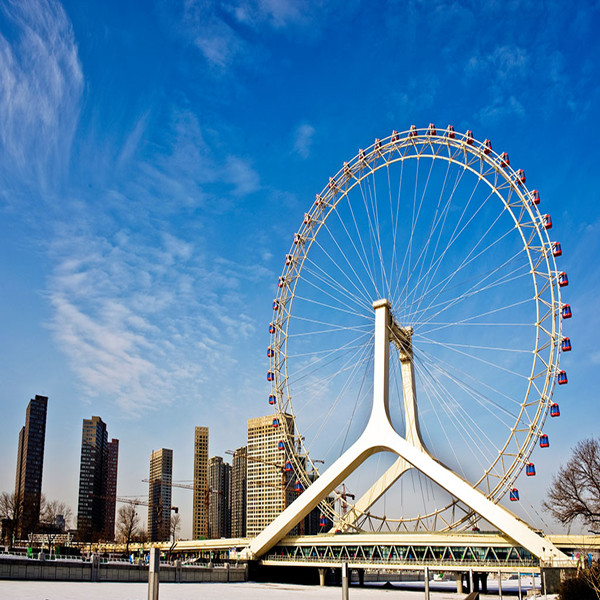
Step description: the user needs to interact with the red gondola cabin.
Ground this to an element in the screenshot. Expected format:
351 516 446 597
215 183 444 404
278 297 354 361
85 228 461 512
272 299 279 311
531 190 540 205
500 152 510 168
427 123 437 136
542 214 552 229
446 125 456 138
465 130 474 144
483 139 492 154
409 125 418 137
558 272 569 287
516 169 526 184
552 242 562 257
561 304 572 319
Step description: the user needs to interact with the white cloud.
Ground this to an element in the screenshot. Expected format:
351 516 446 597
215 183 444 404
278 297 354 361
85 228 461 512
45 225 264 417
0 0 83 186
293 123 315 159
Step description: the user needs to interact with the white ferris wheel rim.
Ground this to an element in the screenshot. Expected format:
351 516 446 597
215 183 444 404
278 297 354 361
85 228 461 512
268 125 565 530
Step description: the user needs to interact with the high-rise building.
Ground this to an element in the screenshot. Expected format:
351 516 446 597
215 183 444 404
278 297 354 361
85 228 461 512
230 446 247 538
148 448 173 542
192 426 208 539
14 395 48 538
76 416 119 541
246 414 295 536
208 456 231 539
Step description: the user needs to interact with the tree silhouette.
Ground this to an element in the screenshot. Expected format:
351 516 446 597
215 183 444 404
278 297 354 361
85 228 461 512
544 438 600 530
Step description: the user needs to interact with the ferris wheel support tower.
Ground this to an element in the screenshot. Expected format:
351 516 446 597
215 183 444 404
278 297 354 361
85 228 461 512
245 299 570 565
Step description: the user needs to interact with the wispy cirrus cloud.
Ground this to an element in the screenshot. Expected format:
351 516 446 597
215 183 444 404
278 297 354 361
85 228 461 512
293 123 315 159
45 100 266 416
0 0 83 189
178 0 347 69
46 223 268 416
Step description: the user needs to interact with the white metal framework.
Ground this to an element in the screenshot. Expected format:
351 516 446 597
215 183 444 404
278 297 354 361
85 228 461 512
257 127 570 558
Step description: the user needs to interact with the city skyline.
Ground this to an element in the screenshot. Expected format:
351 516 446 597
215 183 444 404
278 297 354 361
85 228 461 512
1 0 600 540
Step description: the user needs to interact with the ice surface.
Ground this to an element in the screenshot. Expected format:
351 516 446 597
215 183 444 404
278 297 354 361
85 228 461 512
0 579 557 600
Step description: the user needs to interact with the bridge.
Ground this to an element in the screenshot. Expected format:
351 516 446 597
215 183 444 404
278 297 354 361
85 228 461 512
103 531 598 573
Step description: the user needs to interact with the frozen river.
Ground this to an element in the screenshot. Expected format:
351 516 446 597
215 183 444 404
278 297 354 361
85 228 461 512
0 578 556 600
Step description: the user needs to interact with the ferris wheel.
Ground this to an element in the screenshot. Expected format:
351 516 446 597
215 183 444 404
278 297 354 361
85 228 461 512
266 125 571 533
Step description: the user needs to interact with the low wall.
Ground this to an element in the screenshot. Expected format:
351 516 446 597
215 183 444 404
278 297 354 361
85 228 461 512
0 556 247 583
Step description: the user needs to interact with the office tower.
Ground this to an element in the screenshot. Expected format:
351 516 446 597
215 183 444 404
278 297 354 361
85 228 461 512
208 456 231 539
104 439 119 539
192 426 208 539
148 448 173 542
230 446 247 538
14 395 48 538
76 416 119 541
246 414 295 536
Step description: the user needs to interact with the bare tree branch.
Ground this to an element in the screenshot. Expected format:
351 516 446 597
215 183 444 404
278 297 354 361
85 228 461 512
544 438 600 529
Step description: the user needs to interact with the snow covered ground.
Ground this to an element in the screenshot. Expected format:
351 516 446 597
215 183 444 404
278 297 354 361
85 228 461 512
0 578 557 600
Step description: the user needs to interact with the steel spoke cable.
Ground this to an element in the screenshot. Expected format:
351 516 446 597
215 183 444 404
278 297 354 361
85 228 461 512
408 205 514 323
399 156 455 314
410 247 529 329
414 354 503 461
409 165 486 311
392 158 472 311
314 219 377 304
303 255 373 311
408 182 499 317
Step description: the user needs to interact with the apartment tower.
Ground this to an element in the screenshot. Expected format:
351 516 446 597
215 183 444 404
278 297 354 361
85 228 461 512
208 456 231 539
148 448 173 542
192 426 208 539
14 395 48 538
76 416 119 541
230 446 247 538
246 414 295 536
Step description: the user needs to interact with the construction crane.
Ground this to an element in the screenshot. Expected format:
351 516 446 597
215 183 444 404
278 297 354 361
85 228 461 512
115 496 179 513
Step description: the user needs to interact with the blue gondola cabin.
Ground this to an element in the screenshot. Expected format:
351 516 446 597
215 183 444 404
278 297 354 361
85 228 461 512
284 461 293 472
272 418 280 428
561 337 571 352
540 434 550 448
562 304 572 319
277 440 285 451
319 515 329 527
272 299 279 311
509 488 519 501
267 371 274 382
269 323 276 334
550 403 560 417
557 370 568 385
268 395 276 405
267 347 275 358
526 463 536 476
294 481 303 492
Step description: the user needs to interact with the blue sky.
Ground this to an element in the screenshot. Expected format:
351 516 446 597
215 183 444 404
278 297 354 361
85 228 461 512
0 0 599 539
